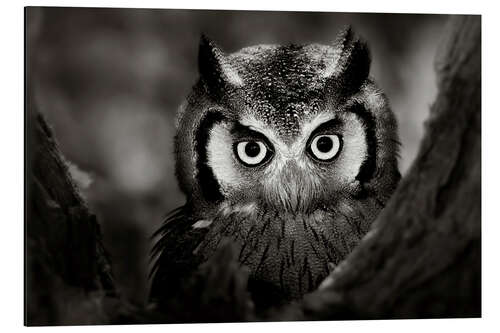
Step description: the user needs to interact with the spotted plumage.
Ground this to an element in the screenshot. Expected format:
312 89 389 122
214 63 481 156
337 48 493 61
151 27 401 310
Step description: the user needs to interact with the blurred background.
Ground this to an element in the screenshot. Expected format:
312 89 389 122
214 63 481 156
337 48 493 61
26 7 449 306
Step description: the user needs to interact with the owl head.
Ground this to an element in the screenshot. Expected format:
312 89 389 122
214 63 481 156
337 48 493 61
169 27 400 302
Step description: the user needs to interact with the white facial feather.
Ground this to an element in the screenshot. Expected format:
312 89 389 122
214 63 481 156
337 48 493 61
206 123 240 192
335 113 368 181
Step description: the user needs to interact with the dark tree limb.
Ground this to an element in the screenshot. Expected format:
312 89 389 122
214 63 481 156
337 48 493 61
285 15 481 320
25 109 117 325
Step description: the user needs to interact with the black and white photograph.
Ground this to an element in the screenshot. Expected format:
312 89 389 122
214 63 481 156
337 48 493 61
23 4 482 327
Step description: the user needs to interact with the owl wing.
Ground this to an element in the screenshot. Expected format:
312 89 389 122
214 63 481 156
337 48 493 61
149 206 208 305
149 206 258 321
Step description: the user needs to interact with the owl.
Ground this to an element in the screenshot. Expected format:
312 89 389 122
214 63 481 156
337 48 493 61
150 27 400 311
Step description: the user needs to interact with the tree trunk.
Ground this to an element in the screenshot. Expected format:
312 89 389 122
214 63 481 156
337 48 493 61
25 107 118 325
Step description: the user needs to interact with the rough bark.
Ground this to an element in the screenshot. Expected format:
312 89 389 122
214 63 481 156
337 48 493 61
25 14 481 324
25 108 119 325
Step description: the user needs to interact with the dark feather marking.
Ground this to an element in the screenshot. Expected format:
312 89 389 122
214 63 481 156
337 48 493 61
255 242 271 273
240 224 258 264
341 234 349 253
241 247 254 265
305 237 324 263
302 256 309 275
310 224 320 242
260 216 272 236
279 260 285 292
320 233 336 263
340 211 360 236
251 230 262 253
290 240 295 265
298 257 309 295
348 103 378 184
280 214 286 237
349 205 368 236
307 267 313 292
231 123 275 155
246 221 257 240
195 111 226 202
351 215 363 237
298 268 303 296
238 239 248 262
314 228 330 255
306 118 343 139
319 233 330 252
219 213 238 236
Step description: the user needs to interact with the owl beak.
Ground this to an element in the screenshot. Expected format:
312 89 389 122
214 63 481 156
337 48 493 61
265 160 316 214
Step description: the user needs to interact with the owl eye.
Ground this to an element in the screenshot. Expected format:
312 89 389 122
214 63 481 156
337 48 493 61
235 140 270 166
308 134 341 161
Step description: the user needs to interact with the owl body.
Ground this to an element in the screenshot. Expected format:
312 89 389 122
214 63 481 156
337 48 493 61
151 28 400 309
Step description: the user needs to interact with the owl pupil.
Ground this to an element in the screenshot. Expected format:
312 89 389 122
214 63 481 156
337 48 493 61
245 141 261 157
317 136 333 153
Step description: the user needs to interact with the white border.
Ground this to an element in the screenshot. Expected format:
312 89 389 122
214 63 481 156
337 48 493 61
15 0 485 14
2 1 498 332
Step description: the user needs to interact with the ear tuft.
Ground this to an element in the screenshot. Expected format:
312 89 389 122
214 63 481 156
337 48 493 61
325 27 371 97
198 35 243 98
